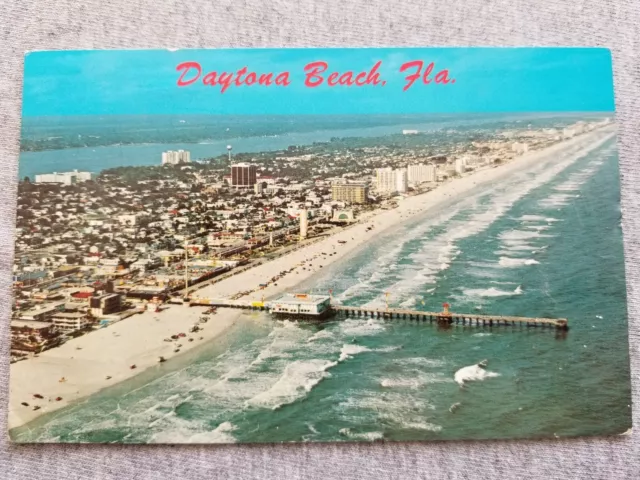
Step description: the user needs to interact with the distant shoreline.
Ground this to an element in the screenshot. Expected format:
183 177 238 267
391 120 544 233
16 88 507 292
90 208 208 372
18 112 609 179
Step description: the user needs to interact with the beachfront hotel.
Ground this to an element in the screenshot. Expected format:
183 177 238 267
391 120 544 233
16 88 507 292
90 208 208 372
331 183 369 204
407 163 437 184
376 167 408 194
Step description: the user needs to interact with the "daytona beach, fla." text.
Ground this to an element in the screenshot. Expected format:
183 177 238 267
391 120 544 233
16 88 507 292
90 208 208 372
175 60 455 93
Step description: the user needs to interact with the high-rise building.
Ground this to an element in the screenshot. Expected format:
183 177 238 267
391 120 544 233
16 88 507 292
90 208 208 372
375 167 396 193
331 183 369 204
162 150 191 165
511 142 529 154
376 167 411 194
34 170 92 186
395 168 408 193
455 158 467 175
254 182 265 194
407 164 437 184
231 163 257 187
299 209 309 240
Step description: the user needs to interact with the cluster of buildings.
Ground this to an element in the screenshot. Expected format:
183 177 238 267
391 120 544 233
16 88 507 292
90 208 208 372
12 118 610 359
11 282 123 357
562 119 610 139
374 163 440 195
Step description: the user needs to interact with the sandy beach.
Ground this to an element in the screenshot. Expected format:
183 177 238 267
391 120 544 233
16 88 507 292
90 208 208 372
8 126 615 431
196 125 616 306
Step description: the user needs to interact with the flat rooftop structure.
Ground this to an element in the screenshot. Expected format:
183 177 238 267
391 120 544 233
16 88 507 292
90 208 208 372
51 312 86 319
272 293 330 305
270 293 331 317
11 320 54 330
19 302 66 319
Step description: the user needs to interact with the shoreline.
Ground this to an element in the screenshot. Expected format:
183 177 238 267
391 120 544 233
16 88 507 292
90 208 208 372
8 126 615 433
8 306 243 431
194 125 616 307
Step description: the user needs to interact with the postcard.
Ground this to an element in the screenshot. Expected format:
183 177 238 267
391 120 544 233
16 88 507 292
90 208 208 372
9 48 631 443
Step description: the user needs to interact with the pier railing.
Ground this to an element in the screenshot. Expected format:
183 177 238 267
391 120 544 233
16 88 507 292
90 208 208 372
183 297 569 330
331 305 568 330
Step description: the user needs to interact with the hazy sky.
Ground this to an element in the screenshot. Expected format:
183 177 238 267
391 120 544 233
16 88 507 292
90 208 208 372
22 48 615 116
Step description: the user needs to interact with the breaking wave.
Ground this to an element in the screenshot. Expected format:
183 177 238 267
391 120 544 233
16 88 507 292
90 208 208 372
380 372 450 388
339 344 371 362
339 428 384 441
498 257 540 267
454 360 500 386
246 359 337 410
463 285 523 297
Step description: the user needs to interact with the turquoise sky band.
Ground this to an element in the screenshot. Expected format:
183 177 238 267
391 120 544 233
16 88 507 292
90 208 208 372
22 47 615 116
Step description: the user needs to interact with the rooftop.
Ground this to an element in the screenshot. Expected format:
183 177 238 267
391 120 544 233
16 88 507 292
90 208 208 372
272 293 330 305
11 320 53 330
20 302 66 317
51 312 86 319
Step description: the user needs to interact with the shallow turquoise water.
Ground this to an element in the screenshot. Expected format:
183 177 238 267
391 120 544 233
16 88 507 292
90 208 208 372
11 136 631 443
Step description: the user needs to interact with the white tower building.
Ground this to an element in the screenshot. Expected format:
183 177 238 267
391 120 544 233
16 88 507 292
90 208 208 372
299 209 309 240
395 168 408 193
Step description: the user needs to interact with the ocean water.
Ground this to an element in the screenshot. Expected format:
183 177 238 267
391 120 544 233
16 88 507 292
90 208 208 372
11 135 631 443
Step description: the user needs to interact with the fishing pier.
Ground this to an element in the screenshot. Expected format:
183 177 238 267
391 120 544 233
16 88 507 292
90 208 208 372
182 295 569 330
332 305 568 330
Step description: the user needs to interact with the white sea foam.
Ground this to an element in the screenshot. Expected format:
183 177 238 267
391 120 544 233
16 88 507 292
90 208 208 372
392 357 446 367
500 230 551 241
338 344 371 362
538 193 575 208
246 359 337 410
187 422 238 444
339 428 384 441
519 215 558 222
251 321 309 366
503 244 538 251
147 414 236 444
462 285 523 297
498 257 540 267
380 372 449 389
472 333 492 337
376 345 403 353
336 278 371 301
525 225 550 231
400 422 443 432
454 360 500 386
399 297 417 308
338 391 436 415
340 318 386 337
554 181 582 191
307 330 334 342
494 248 537 256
